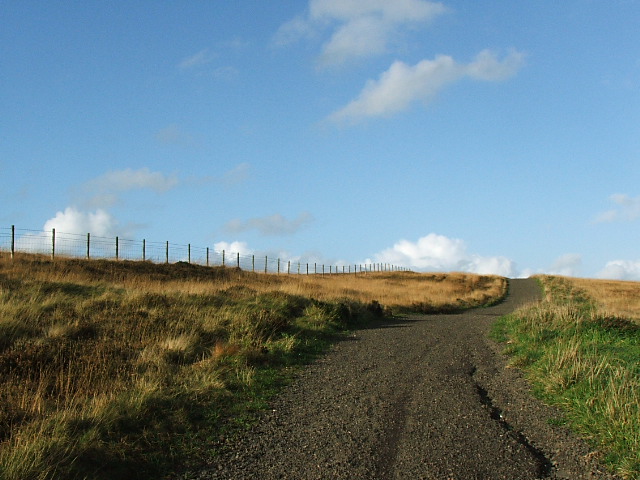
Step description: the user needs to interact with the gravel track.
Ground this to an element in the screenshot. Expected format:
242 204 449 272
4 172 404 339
186 279 621 480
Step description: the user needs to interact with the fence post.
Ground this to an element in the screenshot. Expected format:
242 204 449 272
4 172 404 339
206 247 209 267
52 228 55 260
222 250 225 267
306 263 309 275
322 264 325 277
252 254 255 272
329 266 332 275
264 256 268 274
143 239 146 261
166 241 169 264
188 244 191 264
237 252 240 269
277 258 280 275
314 263 317 274
86 233 90 259
116 236 119 260
298 262 300 275
287 260 290 275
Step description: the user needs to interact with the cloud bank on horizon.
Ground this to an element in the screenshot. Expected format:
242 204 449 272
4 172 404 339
367 233 516 277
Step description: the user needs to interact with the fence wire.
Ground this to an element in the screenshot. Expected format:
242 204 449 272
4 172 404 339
0 226 407 275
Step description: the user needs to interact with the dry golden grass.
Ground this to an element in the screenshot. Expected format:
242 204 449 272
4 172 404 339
0 253 507 479
567 277 640 322
1 254 506 312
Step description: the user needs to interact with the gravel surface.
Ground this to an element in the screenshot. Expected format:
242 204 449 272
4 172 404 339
184 279 621 480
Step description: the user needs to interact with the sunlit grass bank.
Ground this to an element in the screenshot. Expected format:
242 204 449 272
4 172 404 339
492 276 640 479
0 254 506 479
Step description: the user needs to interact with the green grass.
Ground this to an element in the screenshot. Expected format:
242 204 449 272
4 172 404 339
492 276 640 479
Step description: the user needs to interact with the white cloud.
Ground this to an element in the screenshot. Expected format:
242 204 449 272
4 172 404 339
275 0 448 66
213 240 253 256
468 255 515 277
547 253 582 277
594 193 640 223
43 207 117 237
598 260 640 281
370 233 515 276
329 49 525 123
225 212 314 236
466 48 525 81
37 168 181 242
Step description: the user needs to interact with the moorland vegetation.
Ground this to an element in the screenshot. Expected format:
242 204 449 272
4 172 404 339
0 254 506 480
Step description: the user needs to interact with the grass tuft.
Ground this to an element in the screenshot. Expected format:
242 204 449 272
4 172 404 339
492 275 640 479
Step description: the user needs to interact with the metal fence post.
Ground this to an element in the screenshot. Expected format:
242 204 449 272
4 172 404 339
10 225 15 260
52 228 55 260
87 233 90 259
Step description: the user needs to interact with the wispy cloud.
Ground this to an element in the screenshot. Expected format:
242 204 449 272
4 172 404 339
80 167 179 209
369 233 515 276
155 124 195 146
274 0 448 67
594 193 640 223
40 168 180 238
547 253 582 277
225 212 314 236
178 49 216 69
329 49 525 123
219 162 250 187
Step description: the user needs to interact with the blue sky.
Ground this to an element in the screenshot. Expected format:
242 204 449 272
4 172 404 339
2 1 639 279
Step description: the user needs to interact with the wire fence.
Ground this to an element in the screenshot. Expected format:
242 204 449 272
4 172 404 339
0 225 408 275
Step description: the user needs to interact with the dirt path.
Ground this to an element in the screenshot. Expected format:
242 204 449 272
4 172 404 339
187 279 620 480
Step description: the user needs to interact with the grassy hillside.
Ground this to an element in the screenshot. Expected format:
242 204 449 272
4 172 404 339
568 277 640 324
493 276 640 479
0 254 506 480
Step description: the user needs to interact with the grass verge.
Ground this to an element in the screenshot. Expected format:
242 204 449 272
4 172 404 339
492 276 640 479
0 254 506 479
